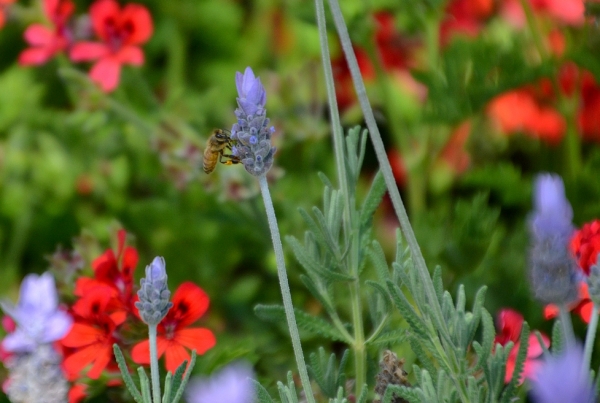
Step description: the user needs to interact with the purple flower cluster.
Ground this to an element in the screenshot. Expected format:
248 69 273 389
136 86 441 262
527 173 579 305
135 256 173 325
231 67 276 177
531 347 595 403
1 272 72 353
185 362 255 403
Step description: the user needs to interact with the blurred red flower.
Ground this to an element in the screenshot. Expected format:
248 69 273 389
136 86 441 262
70 0 153 92
0 0 16 30
68 383 87 403
571 219 600 275
500 0 584 27
545 282 595 323
441 0 494 43
487 89 566 145
494 308 549 384
131 282 216 372
61 287 124 380
18 0 75 65
332 11 416 110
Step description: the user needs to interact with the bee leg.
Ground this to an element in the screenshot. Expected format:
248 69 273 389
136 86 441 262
219 153 241 166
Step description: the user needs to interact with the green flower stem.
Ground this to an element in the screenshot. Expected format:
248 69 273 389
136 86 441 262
558 305 575 347
326 0 446 333
148 324 161 403
582 304 599 373
315 0 367 391
258 175 316 403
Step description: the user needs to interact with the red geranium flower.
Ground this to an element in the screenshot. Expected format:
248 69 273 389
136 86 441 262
75 228 138 312
70 0 153 92
19 0 75 65
571 219 600 275
494 308 549 384
131 282 216 372
61 287 124 380
0 0 16 29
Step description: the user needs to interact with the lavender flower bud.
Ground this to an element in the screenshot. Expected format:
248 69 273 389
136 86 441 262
231 67 277 177
5 344 69 403
135 256 173 325
527 174 579 305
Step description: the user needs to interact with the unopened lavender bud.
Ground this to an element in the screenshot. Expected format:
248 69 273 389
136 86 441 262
135 256 173 325
527 174 579 305
231 67 277 177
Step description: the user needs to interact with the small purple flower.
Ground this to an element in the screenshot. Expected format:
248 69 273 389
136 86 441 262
231 67 276 177
185 362 255 403
0 272 72 353
527 173 579 305
531 346 595 403
135 256 173 326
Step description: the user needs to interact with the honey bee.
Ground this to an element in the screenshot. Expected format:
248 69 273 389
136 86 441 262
203 129 241 174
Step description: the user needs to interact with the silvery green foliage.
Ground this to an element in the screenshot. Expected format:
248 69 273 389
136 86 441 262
254 126 525 403
113 344 196 403
5 344 68 403
307 347 349 398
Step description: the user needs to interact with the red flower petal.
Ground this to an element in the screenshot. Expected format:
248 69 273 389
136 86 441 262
90 0 120 41
164 341 191 373
494 308 523 345
167 282 210 328
68 384 87 403
131 337 169 365
18 47 53 66
23 24 54 46
121 3 153 45
87 344 113 379
0 12 5 30
63 343 103 376
62 323 106 348
173 327 216 355
89 57 122 92
116 45 144 65
70 42 109 62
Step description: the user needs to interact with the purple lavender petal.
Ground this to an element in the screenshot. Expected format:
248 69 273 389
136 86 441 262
185 362 255 403
531 347 595 403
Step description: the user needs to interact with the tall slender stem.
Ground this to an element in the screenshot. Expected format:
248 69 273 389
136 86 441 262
314 0 367 391
325 0 446 331
258 175 316 403
148 324 161 403
582 305 599 373
558 305 576 347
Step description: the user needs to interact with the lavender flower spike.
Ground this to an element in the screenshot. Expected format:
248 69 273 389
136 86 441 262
135 256 173 325
0 272 72 353
531 346 595 403
231 67 277 177
185 362 255 403
527 173 579 305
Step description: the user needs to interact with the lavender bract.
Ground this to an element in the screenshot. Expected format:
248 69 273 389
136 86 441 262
527 173 579 305
530 346 595 403
231 67 276 177
135 256 173 325
185 362 255 403
0 272 72 353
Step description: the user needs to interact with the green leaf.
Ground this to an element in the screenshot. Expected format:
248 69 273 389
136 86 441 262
386 281 429 340
365 280 392 314
170 350 197 403
432 266 444 306
167 355 190 403
382 384 422 403
254 304 350 342
113 344 144 403
369 240 392 283
252 380 276 403
138 367 152 403
287 236 355 282
360 170 386 228
501 323 530 403
308 348 348 398
551 319 564 356
299 274 336 315
366 328 407 346
162 372 172 403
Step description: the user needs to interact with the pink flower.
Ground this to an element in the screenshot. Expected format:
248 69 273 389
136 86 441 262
18 0 75 65
70 0 153 92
